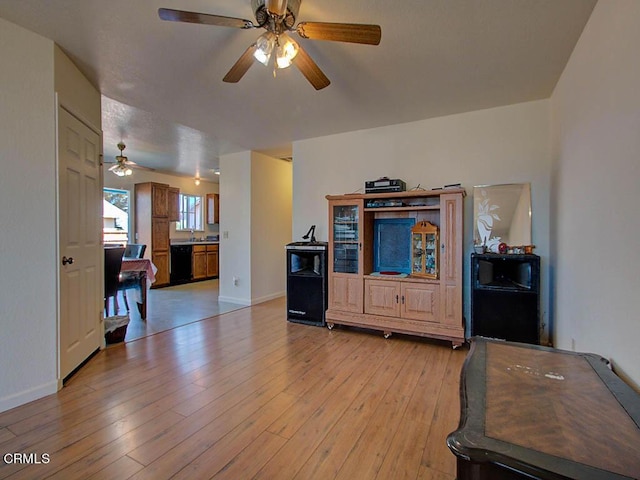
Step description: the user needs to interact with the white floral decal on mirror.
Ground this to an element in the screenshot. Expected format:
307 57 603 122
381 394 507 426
473 183 532 252
476 189 502 250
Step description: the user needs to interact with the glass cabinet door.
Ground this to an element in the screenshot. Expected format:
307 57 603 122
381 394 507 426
411 221 439 279
412 232 424 274
424 232 437 277
332 204 360 274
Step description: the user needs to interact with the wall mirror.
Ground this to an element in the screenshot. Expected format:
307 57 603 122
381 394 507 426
473 183 531 251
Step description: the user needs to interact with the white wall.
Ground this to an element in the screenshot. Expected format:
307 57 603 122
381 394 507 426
0 19 57 412
217 151 293 305
250 153 292 303
293 100 552 340
550 0 640 389
218 151 252 304
0 19 103 413
54 45 101 128
104 168 220 242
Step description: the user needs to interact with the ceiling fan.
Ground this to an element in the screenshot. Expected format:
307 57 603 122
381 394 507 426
105 142 154 177
158 0 381 90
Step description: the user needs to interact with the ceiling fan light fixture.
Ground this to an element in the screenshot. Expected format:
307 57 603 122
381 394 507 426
254 32 275 65
266 0 287 17
275 34 299 69
109 163 133 177
160 0 378 89
109 142 134 176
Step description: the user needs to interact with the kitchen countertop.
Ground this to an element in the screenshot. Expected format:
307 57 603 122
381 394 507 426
170 241 219 246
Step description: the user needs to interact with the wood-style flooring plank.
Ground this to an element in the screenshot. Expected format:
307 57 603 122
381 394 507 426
253 333 400 479
171 328 321 417
2 381 202 480
85 456 144 480
171 392 296 479
211 431 287 480
124 330 327 469
332 341 431 480
420 346 466 477
0 427 15 443
127 365 302 479
43 411 182 480
0 384 95 434
0 297 466 480
291 339 418 480
374 345 454 480
416 465 454 480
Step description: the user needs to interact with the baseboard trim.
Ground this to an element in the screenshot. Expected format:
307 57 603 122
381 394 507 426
218 291 285 306
218 295 251 306
0 379 59 414
251 291 285 305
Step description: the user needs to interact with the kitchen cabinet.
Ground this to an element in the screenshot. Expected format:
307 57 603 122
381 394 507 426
192 245 207 280
168 187 180 222
169 242 219 285
151 183 168 216
151 216 169 251
135 182 174 287
207 193 219 224
151 216 170 286
152 251 170 287
325 189 465 347
206 244 219 278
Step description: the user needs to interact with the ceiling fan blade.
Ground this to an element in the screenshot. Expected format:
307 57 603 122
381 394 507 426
296 22 381 45
293 45 330 90
130 164 155 172
223 44 258 83
158 8 255 29
106 160 155 172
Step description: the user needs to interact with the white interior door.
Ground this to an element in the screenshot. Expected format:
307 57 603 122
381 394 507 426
58 106 102 379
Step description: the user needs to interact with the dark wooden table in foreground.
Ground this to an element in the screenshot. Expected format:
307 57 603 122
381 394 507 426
447 337 640 480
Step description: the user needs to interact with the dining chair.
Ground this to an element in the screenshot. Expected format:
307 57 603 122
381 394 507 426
104 246 125 317
124 243 146 259
119 243 147 311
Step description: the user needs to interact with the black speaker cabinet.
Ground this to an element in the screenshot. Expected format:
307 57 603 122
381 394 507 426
471 253 540 344
286 243 328 326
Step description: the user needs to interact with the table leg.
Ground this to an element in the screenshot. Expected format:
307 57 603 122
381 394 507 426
136 271 147 320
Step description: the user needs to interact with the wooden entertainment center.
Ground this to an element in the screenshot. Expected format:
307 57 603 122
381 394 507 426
325 188 465 347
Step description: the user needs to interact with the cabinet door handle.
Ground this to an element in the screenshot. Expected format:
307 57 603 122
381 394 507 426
401 295 405 304
395 294 399 303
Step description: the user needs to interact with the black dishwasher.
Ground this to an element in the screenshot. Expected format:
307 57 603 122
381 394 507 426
170 245 192 284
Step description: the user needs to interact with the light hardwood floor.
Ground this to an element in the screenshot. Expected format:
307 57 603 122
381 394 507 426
0 297 467 480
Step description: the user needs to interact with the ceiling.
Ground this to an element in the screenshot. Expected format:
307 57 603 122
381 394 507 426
0 0 597 181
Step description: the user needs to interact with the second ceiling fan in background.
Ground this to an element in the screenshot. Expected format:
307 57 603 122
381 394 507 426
158 0 382 90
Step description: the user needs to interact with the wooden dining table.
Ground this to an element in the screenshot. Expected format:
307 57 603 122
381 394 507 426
120 258 157 320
